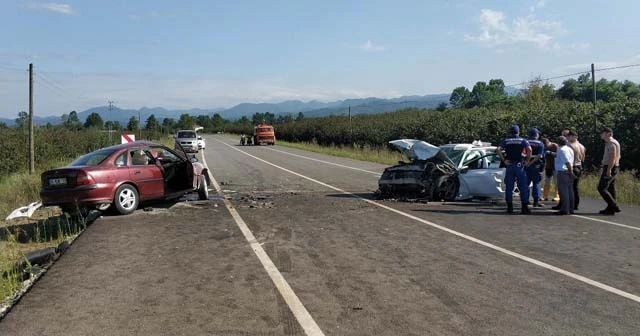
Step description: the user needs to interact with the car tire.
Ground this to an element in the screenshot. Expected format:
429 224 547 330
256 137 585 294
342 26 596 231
198 175 209 200
438 176 459 202
113 184 139 215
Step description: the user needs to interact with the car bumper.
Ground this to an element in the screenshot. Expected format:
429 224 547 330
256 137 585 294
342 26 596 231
40 184 113 207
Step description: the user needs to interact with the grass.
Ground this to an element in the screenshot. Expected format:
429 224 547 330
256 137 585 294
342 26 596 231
1 134 176 307
262 136 640 206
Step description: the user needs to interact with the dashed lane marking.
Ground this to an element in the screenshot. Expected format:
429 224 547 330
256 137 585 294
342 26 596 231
200 151 325 336
216 139 640 305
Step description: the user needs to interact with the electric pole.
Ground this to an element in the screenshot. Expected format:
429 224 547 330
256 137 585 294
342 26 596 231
28 63 35 174
138 110 142 140
108 100 114 144
591 63 597 133
348 105 353 144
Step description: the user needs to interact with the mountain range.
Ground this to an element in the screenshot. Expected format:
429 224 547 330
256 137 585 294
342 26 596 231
0 94 450 126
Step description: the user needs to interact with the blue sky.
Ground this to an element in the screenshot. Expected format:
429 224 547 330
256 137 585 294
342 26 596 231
1 0 639 118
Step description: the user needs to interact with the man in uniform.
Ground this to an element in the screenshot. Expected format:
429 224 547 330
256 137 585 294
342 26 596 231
568 130 586 210
525 128 545 207
497 124 532 214
542 137 560 201
598 127 621 215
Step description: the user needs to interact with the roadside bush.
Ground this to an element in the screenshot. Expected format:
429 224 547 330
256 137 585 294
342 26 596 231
271 99 640 171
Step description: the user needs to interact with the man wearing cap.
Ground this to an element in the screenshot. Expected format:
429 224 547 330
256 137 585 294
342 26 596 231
568 130 586 210
598 127 621 215
525 128 545 207
497 124 532 214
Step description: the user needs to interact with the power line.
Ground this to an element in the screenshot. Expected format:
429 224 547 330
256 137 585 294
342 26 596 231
595 63 640 72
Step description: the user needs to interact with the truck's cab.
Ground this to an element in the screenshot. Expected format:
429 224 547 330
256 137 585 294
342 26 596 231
253 124 276 145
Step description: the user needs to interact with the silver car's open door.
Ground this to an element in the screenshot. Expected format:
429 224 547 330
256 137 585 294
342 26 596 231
457 152 505 198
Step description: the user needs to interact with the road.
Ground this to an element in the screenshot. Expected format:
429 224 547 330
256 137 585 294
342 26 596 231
1 134 639 335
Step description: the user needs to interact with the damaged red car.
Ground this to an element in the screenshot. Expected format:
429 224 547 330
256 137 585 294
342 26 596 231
40 141 211 215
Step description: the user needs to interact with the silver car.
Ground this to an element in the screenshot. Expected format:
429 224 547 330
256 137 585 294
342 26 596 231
175 130 199 153
377 139 507 201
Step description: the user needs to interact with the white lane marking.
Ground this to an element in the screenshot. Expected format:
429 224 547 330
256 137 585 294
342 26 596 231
216 139 640 304
570 214 640 231
216 137 640 232
263 146 380 175
200 151 325 336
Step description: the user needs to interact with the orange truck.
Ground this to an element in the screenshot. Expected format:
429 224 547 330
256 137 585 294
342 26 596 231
253 124 276 145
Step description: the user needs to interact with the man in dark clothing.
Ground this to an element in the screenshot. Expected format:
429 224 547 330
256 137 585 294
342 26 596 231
526 128 545 207
497 124 532 214
598 127 621 215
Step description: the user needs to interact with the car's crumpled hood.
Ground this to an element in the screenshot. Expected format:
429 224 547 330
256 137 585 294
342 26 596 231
388 139 455 165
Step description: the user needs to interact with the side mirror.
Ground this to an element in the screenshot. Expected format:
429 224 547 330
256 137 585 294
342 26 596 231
198 136 203 140
460 166 469 173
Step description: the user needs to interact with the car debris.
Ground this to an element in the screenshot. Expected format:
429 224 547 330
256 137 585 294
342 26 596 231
377 139 507 201
5 201 42 221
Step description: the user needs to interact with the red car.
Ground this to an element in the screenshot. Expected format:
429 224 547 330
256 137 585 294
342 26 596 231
40 141 211 215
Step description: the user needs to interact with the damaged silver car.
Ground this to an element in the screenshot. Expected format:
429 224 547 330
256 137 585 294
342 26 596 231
376 139 507 201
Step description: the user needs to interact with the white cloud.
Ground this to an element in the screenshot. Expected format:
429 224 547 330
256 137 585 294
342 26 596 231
128 14 140 20
465 8 564 48
25 2 76 15
529 0 546 13
358 40 386 52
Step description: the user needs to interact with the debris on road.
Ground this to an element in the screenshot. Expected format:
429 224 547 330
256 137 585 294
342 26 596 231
5 201 42 221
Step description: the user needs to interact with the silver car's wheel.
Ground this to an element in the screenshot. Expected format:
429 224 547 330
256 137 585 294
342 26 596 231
198 175 209 200
114 184 139 215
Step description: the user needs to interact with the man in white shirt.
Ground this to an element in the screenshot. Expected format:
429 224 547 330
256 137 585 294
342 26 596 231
554 136 576 215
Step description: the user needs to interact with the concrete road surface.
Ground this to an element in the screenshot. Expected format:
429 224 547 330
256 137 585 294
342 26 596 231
1 135 639 336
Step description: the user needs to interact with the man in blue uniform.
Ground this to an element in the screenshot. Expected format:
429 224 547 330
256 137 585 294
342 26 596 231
525 128 545 207
497 124 532 214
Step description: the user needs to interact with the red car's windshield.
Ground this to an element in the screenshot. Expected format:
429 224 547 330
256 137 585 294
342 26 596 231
69 149 117 167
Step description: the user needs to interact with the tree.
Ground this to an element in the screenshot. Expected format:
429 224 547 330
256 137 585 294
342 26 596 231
0 122 8 129
84 112 104 129
15 111 28 129
211 113 225 131
162 117 176 133
237 116 250 125
64 110 82 130
436 102 448 112
145 114 158 130
471 81 489 107
252 112 265 125
177 114 195 130
449 86 471 108
105 120 122 131
296 112 304 122
126 116 139 131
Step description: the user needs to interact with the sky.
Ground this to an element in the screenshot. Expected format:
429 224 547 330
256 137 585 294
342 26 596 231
1 0 640 118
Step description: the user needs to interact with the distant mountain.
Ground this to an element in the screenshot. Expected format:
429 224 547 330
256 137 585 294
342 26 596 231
0 93 451 126
217 94 450 120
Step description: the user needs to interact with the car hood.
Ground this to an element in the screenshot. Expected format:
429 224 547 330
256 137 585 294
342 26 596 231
388 139 455 165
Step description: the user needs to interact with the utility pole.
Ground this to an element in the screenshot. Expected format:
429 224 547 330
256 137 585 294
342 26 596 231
108 100 114 144
591 63 597 133
138 110 142 140
348 105 353 144
28 63 35 174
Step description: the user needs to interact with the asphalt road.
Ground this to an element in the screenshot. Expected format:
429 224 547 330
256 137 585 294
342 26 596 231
1 135 639 335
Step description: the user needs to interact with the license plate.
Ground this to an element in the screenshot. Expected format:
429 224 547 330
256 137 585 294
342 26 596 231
49 177 67 186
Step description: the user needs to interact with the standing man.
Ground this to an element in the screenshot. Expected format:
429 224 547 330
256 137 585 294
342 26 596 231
568 130 586 210
542 138 560 202
526 128 545 207
554 136 576 215
497 124 532 214
598 127 621 215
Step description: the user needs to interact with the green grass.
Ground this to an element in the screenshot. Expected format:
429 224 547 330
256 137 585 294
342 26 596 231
270 137 640 206
1 133 176 307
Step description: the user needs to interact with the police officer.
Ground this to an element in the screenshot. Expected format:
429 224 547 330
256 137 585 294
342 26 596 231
497 124 532 214
525 128 544 207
